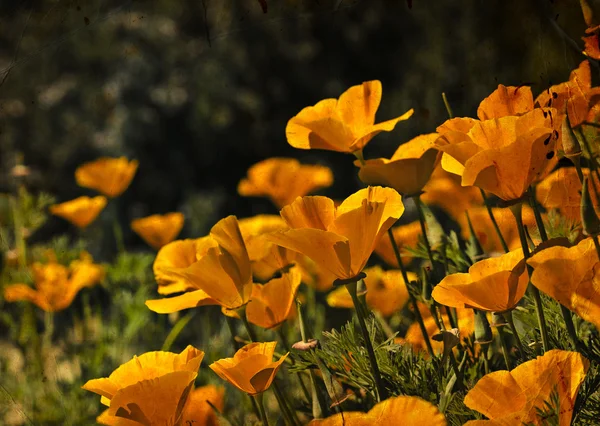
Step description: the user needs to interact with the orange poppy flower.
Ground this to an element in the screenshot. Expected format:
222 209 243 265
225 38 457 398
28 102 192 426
436 108 557 201
583 27 600 60
49 196 107 228
83 345 205 425
459 205 539 253
75 156 138 197
209 342 288 396
286 80 413 154
374 220 422 267
421 166 482 221
535 60 600 129
431 249 528 313
131 212 185 250
536 166 600 223
402 303 474 356
476 84 534 120
238 158 334 208
4 252 104 312
309 395 447 425
356 133 441 196
295 255 339 292
464 349 589 425
326 265 413 317
266 187 404 280
528 237 600 329
179 384 225 426
146 215 251 313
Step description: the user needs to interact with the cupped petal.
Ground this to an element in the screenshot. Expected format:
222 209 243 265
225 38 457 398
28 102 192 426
75 157 138 198
49 196 107 228
349 109 414 152
336 80 382 133
145 289 219 314
131 212 185 250
477 85 534 120
153 238 209 295
280 196 336 231
248 353 289 395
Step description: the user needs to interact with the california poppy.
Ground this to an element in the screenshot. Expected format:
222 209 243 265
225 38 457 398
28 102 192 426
326 265 412 317
131 212 185 250
82 345 204 425
436 108 557 201
528 237 600 329
464 349 589 425
4 252 105 312
356 133 441 196
75 157 138 197
476 84 534 120
266 186 404 281
286 80 413 154
238 158 334 208
49 196 107 228
374 221 422 267
309 395 447 425
146 215 251 313
431 249 528 313
209 341 288 396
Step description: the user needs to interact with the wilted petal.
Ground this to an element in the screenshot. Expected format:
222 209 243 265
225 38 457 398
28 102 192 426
146 289 219 314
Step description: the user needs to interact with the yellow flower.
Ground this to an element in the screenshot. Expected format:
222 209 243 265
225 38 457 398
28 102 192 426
131 212 185 250
209 342 288 396
82 346 205 426
49 196 107 228
536 166 600 223
528 237 600 329
326 266 412 317
309 395 447 425
238 157 334 208
75 157 138 197
436 108 557 201
356 133 441 196
286 80 413 154
146 216 252 313
432 249 528 313
464 350 588 426
4 252 104 312
373 221 422 267
266 187 404 280
245 268 302 329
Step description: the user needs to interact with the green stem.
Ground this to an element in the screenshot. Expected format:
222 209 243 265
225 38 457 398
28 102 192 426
387 229 435 358
510 203 550 353
9 194 27 268
527 187 548 241
504 311 525 358
442 92 454 119
277 326 312 404
414 195 435 267
593 234 600 260
347 280 387 402
560 305 580 350
161 312 195 351
112 218 125 253
497 325 512 370
254 393 270 426
479 188 509 253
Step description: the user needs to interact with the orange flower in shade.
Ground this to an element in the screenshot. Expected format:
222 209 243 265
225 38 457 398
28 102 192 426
528 237 600 330
402 303 474 356
241 269 302 329
266 187 404 280
436 108 557 201
421 166 482 221
146 215 251 313
326 266 413 317
464 350 589 426
286 80 414 154
309 395 447 425
374 220 422 267
49 196 107 228
82 346 206 426
476 84 534 120
535 60 600 129
583 27 600 60
432 249 528 313
209 342 288 396
131 212 185 250
4 252 104 312
356 133 441 196
459 205 539 253
238 158 334 208
536 166 600 222
75 156 138 197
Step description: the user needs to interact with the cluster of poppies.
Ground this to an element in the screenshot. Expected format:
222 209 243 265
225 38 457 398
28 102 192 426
6 48 600 426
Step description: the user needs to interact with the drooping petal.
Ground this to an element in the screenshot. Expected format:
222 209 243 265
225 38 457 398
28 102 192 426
145 289 219 314
280 196 336 231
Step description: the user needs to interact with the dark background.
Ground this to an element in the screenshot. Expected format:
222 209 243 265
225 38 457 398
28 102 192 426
0 0 594 251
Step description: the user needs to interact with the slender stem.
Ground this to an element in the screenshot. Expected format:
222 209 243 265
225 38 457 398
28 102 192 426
442 92 454 119
347 280 387 401
527 187 548 241
112 218 125 253
161 312 195 352
9 194 27 268
479 189 509 253
240 308 258 342
277 327 312 404
593 235 600 260
504 312 525 358
510 203 550 353
254 394 270 426
448 350 461 381
387 229 435 357
560 305 580 350
497 325 512 370
413 195 435 266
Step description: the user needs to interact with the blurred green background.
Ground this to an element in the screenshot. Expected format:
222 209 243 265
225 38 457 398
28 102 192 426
0 0 594 250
